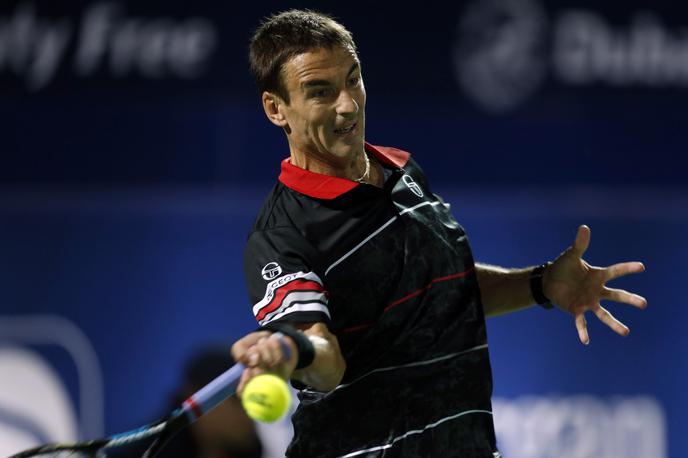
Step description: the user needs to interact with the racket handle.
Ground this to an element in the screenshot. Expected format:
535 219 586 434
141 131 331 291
181 362 244 422
180 333 292 422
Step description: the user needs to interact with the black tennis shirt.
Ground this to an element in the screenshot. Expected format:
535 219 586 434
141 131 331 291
244 143 499 457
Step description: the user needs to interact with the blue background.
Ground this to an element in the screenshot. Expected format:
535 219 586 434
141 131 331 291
1 0 685 456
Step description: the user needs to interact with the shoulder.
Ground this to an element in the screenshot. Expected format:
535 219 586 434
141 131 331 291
250 181 316 234
251 182 288 231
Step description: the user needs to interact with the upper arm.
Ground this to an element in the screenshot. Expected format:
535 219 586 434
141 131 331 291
244 229 345 389
244 227 331 327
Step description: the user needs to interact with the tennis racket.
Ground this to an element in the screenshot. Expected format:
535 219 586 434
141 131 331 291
7 362 243 458
8 336 291 458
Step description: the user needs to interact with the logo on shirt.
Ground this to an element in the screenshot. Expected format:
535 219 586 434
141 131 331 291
402 174 424 198
261 262 282 281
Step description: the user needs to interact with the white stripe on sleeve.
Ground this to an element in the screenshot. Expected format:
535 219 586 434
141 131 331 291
260 302 331 326
259 290 329 323
252 271 323 316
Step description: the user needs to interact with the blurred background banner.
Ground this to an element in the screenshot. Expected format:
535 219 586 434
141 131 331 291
1 1 685 457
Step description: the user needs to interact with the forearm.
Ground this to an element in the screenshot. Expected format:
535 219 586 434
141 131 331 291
292 322 346 391
475 263 538 317
231 322 346 394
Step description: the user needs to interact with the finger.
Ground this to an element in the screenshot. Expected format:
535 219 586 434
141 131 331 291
247 337 269 367
268 332 290 364
602 287 648 309
572 225 591 258
233 344 257 367
593 304 630 337
248 365 265 379
231 331 272 360
260 335 286 368
604 262 645 282
246 347 260 367
575 313 589 345
252 336 276 367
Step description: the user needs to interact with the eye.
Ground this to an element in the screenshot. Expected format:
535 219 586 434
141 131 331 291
348 76 360 86
310 87 332 98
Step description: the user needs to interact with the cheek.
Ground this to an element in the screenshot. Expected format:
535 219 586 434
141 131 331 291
308 112 333 135
291 112 328 146
357 85 367 107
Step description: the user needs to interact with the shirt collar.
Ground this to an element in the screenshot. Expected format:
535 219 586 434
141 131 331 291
278 142 410 200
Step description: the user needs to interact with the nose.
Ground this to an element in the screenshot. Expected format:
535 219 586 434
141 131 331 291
335 90 358 118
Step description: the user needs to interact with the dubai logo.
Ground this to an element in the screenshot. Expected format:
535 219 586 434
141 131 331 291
261 262 282 281
453 0 547 113
402 175 424 198
453 0 688 112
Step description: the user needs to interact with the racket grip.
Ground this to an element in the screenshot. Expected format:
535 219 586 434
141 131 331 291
181 362 244 421
181 334 292 422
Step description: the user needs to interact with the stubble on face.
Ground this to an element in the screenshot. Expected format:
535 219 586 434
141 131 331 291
279 46 367 179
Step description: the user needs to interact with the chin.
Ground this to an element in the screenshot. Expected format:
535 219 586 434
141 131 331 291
332 139 364 157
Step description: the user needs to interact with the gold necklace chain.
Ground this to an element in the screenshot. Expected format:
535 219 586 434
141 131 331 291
354 151 370 183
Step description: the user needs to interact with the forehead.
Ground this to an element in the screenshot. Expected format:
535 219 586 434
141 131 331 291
282 47 360 89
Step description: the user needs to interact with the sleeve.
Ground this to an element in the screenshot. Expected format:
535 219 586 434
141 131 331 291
243 227 330 327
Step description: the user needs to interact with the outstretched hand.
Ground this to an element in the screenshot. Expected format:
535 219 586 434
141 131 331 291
543 225 647 345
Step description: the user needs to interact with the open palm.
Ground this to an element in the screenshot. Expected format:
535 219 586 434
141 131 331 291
544 225 647 345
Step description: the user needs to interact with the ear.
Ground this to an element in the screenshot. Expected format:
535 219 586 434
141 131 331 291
262 92 289 128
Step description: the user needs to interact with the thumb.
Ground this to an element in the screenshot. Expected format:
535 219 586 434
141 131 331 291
572 225 591 258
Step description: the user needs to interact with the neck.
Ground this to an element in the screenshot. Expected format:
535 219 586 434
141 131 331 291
290 147 368 181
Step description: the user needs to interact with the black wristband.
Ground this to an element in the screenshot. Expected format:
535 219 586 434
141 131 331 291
529 263 553 309
259 323 316 369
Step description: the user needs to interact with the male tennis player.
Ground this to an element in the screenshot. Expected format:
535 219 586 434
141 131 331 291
231 10 647 457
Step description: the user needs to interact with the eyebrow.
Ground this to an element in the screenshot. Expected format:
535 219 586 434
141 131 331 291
301 62 360 90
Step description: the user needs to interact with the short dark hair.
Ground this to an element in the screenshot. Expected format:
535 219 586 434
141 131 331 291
249 10 357 103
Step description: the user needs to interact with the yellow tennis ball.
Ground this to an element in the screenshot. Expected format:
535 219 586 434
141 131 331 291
241 374 291 422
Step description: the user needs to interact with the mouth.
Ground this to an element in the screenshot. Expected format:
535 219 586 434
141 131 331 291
334 123 357 135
